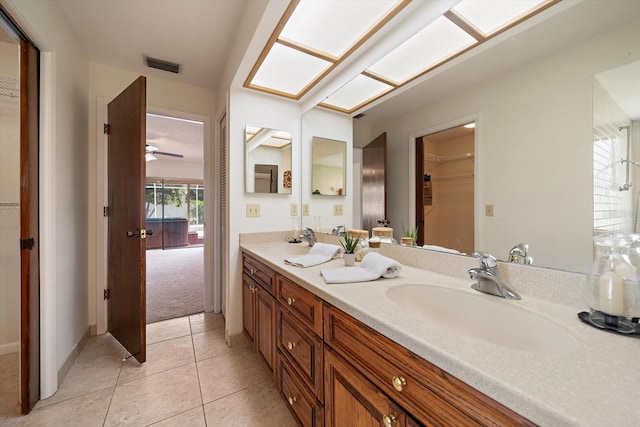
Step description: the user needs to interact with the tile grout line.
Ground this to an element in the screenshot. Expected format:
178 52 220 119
189 315 209 425
101 348 126 427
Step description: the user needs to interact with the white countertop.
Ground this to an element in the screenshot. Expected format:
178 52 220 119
241 241 640 427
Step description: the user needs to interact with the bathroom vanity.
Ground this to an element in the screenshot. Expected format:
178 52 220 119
241 238 640 427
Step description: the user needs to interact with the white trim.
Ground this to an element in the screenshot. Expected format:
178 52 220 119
39 51 58 399
95 97 109 335
407 113 480 248
0 342 19 356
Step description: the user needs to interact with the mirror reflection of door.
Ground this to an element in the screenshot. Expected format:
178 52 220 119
416 124 475 254
255 164 278 193
362 133 387 234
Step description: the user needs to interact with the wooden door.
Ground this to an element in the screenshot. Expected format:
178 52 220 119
107 76 147 363
256 285 276 375
362 133 387 234
415 137 425 246
242 274 256 342
325 349 407 427
19 37 40 414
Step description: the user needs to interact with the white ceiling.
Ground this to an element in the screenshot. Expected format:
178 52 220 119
56 0 248 89
52 0 640 155
352 0 640 129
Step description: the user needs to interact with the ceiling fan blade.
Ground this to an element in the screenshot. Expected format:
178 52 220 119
154 151 184 158
146 144 159 152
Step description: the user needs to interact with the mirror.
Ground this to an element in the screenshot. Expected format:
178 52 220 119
311 137 346 196
245 125 292 194
299 1 640 273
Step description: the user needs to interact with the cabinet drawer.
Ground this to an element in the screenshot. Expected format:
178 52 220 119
277 274 323 336
243 253 275 295
278 307 324 402
324 304 535 427
278 352 324 427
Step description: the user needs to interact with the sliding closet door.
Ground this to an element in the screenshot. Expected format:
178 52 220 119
19 37 40 414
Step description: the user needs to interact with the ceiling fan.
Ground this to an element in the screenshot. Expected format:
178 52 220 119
145 144 184 161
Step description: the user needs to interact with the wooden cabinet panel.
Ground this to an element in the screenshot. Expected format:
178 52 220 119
256 286 276 377
243 252 276 294
324 304 535 427
277 274 324 336
279 352 324 427
325 348 408 427
278 307 324 402
242 273 256 343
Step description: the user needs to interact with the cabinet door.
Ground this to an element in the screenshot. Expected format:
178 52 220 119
242 274 256 343
325 348 407 427
256 285 277 378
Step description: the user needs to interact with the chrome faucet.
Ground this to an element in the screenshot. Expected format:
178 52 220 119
508 243 533 265
299 227 317 247
331 225 346 237
468 252 521 299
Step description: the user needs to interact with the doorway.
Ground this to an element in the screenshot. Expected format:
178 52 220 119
416 124 475 253
144 114 205 324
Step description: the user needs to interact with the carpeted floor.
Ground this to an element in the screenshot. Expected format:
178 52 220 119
146 246 204 324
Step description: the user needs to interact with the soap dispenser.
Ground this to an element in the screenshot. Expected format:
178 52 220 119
580 234 640 334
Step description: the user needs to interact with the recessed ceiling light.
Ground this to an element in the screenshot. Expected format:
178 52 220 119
464 123 476 128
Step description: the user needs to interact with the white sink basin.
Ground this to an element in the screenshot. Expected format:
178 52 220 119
386 284 580 354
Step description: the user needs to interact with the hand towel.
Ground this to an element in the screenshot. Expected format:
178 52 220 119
285 242 344 268
320 252 402 283
423 244 462 254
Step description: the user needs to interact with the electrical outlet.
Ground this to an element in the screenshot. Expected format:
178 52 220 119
291 203 298 216
334 204 343 216
246 203 260 217
485 204 494 217
302 204 310 216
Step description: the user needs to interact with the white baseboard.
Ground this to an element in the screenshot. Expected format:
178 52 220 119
0 341 19 355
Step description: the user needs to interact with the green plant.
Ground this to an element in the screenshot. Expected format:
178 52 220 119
340 234 360 254
402 223 419 245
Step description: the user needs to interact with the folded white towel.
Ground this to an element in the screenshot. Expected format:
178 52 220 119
285 243 344 268
422 244 462 254
320 252 402 284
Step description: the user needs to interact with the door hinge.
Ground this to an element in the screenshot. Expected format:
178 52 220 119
104 289 110 300
20 237 35 251
103 123 110 135
103 206 110 217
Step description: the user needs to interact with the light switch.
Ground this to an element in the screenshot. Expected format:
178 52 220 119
302 204 310 216
334 204 343 216
246 203 260 217
291 203 298 216
485 204 494 217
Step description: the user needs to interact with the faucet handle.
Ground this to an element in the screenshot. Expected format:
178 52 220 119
472 252 497 268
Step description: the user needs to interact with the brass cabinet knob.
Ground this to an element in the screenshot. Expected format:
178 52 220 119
287 396 297 406
392 376 407 392
250 268 256 275
382 414 397 427
286 297 295 306
287 341 297 351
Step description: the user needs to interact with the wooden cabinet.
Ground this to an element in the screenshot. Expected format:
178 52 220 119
324 304 536 427
276 273 325 426
242 254 276 380
325 348 410 427
242 251 535 426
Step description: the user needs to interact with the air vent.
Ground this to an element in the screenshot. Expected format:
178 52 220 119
145 56 181 74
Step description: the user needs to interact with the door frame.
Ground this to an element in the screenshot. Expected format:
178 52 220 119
94 102 212 334
407 113 481 251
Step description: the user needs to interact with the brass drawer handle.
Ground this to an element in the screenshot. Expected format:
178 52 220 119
288 395 297 406
250 268 256 275
287 341 297 351
286 297 296 306
383 414 397 427
392 376 406 392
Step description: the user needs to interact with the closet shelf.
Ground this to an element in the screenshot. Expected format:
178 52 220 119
432 173 474 182
425 152 474 163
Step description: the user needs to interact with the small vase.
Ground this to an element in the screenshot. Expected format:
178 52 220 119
401 237 414 246
344 253 356 266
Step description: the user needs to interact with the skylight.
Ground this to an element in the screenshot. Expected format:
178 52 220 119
245 0 559 113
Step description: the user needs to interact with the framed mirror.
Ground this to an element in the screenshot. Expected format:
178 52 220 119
245 125 292 194
311 136 346 196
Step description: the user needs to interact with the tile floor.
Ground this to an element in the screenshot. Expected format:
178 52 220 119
0 313 297 426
